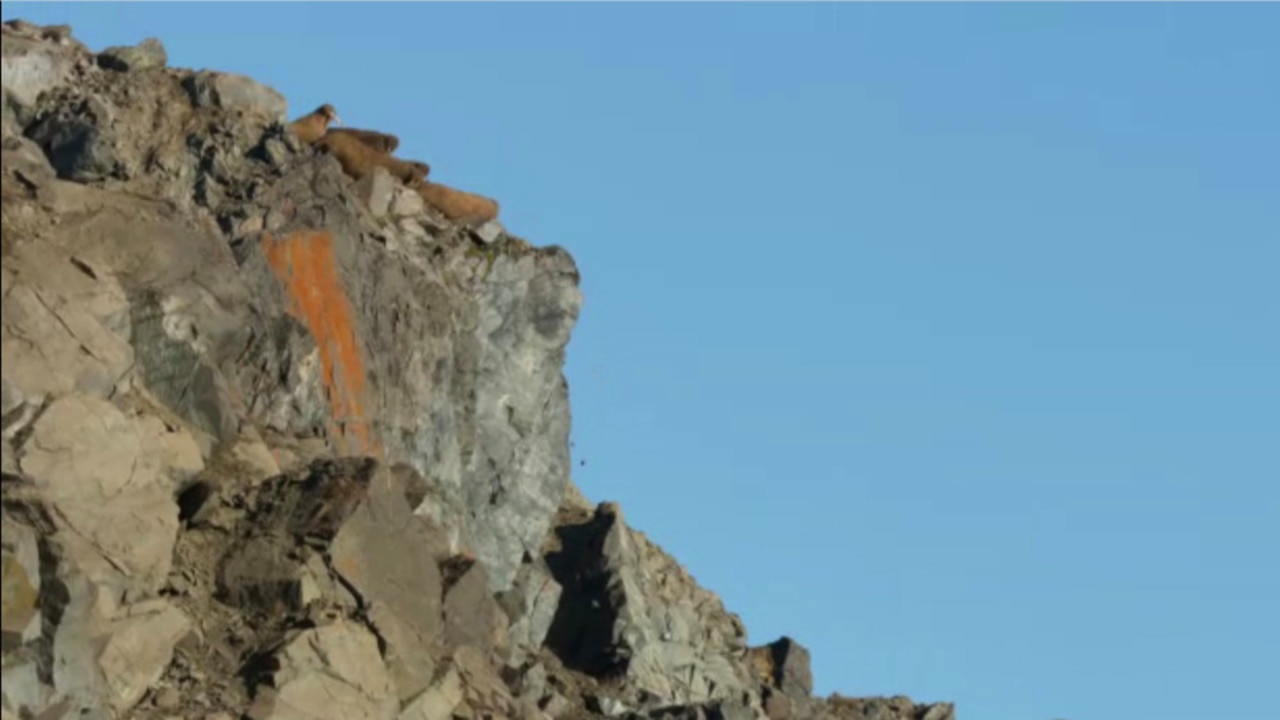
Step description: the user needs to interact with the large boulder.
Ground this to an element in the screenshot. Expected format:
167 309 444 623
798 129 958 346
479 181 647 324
14 392 192 596
330 460 447 703
247 622 399 720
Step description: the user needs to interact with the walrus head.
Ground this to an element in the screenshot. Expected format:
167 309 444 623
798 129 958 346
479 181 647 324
317 103 342 127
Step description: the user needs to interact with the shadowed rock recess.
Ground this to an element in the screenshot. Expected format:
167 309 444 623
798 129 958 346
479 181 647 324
0 21 955 720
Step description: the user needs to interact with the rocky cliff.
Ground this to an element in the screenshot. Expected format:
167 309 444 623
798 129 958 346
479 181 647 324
0 20 955 720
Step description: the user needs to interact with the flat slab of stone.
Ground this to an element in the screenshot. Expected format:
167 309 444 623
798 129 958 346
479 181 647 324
331 463 445 702
251 622 398 720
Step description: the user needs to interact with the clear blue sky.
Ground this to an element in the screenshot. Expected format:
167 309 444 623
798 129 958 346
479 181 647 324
9 4 1278 719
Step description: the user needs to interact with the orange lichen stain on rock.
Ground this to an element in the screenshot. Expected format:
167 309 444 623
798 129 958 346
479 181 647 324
261 230 381 457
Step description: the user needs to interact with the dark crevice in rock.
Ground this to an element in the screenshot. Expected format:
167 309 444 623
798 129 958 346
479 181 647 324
176 479 214 523
543 513 626 678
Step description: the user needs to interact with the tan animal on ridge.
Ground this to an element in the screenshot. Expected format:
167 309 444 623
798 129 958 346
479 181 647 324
288 103 342 145
288 104 400 155
326 127 400 154
417 181 500 226
315 132 429 186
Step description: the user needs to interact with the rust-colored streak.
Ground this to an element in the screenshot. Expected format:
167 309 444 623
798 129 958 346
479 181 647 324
262 230 380 457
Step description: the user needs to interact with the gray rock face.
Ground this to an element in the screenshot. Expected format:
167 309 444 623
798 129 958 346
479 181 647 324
0 18 955 720
461 245 581 592
498 558 564 666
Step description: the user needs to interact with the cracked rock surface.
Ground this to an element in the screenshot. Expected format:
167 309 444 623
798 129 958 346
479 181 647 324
0 19 954 720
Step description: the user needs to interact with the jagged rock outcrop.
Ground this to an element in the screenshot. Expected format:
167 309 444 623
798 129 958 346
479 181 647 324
1 20 954 720
544 501 757 708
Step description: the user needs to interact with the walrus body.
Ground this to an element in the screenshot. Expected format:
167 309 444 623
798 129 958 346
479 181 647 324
418 181 500 225
288 103 340 145
325 127 400 154
289 105 400 156
315 132 428 186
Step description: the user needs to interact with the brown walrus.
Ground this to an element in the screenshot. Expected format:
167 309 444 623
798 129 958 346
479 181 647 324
417 181 500 225
326 127 400 154
288 103 429 184
314 131 428 186
288 105 400 154
287 103 341 145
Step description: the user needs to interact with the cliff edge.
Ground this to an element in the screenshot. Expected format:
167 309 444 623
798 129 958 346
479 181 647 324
0 21 955 720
